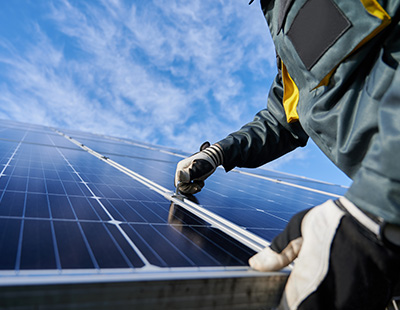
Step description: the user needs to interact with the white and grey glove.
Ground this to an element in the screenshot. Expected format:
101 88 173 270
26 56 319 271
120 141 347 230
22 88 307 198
249 198 400 310
174 142 224 195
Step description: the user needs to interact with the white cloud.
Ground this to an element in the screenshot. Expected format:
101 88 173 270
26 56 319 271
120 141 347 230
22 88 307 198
0 0 276 152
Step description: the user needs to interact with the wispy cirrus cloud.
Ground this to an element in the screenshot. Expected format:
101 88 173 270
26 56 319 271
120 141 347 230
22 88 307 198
0 0 275 151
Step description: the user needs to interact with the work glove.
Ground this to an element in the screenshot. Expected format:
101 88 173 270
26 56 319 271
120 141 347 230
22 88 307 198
174 142 224 195
249 197 400 310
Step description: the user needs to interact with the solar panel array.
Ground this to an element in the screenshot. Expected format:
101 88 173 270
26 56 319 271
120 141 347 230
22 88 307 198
0 119 355 309
5 119 400 310
60 128 346 241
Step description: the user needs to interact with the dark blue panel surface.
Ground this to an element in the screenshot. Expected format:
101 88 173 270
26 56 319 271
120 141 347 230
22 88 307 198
106 224 146 268
53 221 95 269
28 177 46 193
20 220 57 270
0 121 260 272
6 176 27 192
48 195 76 219
69 197 102 220
0 191 25 216
25 193 50 218
80 222 135 269
0 218 21 270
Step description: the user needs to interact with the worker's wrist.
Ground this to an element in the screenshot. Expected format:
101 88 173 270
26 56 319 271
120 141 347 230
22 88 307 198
202 143 224 167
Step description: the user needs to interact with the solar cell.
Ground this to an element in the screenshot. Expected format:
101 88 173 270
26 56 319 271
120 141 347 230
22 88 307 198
0 218 20 270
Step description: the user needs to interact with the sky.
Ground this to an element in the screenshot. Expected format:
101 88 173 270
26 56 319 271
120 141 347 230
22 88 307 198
0 0 351 186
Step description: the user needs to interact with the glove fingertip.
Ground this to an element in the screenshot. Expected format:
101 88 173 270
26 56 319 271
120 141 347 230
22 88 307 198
178 180 204 195
249 247 286 272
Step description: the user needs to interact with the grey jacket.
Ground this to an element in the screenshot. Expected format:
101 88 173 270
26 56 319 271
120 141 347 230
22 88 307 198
218 0 400 225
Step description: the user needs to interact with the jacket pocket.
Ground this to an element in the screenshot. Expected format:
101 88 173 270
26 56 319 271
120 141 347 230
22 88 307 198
365 50 396 101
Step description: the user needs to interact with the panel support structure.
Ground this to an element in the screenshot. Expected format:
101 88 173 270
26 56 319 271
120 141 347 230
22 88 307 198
0 273 288 310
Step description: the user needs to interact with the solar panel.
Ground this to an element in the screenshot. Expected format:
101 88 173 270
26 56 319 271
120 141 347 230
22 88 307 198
56 129 343 243
3 119 396 309
0 138 256 271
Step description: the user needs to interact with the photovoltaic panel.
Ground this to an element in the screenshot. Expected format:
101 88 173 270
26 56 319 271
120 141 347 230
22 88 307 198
0 128 260 278
0 119 363 309
59 133 343 242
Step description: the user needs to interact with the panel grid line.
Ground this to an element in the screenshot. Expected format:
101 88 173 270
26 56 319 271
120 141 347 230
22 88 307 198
56 147 152 267
53 149 100 270
0 139 26 273
0 142 21 177
55 130 270 252
101 222 135 269
15 144 29 273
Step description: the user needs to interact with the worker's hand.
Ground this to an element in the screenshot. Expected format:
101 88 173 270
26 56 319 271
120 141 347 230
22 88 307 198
249 198 400 309
174 142 224 195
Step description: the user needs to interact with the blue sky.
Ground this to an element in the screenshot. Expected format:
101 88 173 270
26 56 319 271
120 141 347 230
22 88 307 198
0 0 351 186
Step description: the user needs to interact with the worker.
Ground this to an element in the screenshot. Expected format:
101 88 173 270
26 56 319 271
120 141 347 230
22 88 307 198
175 0 400 309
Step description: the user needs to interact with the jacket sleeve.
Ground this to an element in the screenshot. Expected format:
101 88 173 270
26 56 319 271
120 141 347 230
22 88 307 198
217 74 309 172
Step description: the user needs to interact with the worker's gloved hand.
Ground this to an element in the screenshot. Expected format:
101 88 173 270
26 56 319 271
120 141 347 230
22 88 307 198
174 142 224 195
249 198 400 310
